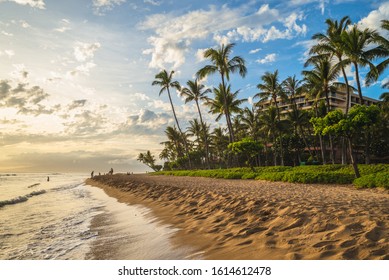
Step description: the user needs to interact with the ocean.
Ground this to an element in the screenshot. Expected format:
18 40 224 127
0 173 197 260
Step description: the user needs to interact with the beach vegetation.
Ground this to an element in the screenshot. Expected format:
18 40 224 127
143 17 388 185
137 151 162 172
354 172 389 189
153 164 389 189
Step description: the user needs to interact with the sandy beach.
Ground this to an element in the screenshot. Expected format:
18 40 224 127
86 174 389 260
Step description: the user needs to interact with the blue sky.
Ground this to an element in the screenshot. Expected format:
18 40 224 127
0 0 388 172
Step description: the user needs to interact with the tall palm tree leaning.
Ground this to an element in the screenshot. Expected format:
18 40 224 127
310 16 353 114
181 79 212 168
196 43 247 143
152 70 191 168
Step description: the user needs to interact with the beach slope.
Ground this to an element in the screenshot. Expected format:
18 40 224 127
86 174 389 260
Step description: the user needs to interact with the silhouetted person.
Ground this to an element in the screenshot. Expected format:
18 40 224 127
109 168 113 175
47 176 50 182
91 171 94 178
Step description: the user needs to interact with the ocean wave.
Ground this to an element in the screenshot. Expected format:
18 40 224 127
27 183 41 188
0 190 47 208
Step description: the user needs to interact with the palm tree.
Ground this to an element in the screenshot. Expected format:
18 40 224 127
302 70 333 164
255 70 286 118
309 16 353 114
181 79 212 168
258 106 286 166
210 127 229 167
206 84 246 125
197 43 247 142
281 75 304 109
255 70 287 165
164 125 185 159
341 25 381 105
286 105 315 158
366 20 389 86
187 119 203 147
152 70 191 168
240 106 260 141
303 56 341 112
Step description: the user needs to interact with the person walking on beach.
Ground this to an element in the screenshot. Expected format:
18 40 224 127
91 171 94 178
109 168 113 175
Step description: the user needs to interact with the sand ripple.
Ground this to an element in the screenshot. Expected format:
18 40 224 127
86 174 389 260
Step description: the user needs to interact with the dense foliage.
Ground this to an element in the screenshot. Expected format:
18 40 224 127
154 164 389 189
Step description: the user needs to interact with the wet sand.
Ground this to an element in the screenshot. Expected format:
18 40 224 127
85 174 389 260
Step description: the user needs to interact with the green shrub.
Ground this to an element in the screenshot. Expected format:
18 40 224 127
353 172 389 189
283 171 354 184
154 164 389 188
241 172 258 179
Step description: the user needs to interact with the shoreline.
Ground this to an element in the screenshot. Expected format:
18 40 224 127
85 174 389 260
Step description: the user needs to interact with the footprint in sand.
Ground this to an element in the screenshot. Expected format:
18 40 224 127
245 227 268 236
339 239 357 248
342 247 359 259
233 218 248 225
365 227 382 242
237 240 253 246
319 250 337 258
313 240 337 248
280 218 305 231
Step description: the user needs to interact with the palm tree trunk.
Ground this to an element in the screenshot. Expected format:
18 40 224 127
274 98 284 166
195 100 211 169
319 134 326 164
324 88 335 164
299 126 314 157
354 62 365 105
341 137 348 165
167 88 192 169
365 132 371 164
340 62 351 115
221 75 235 143
348 137 360 178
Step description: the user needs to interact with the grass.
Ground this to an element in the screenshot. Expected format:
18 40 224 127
153 164 389 189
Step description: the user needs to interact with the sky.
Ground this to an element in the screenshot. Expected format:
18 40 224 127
0 0 388 173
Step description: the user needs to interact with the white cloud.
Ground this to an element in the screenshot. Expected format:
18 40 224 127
0 0 45 9
288 0 328 15
140 4 307 69
73 42 101 62
213 33 231 45
256 53 276 64
381 77 389 88
294 39 316 63
10 63 28 80
0 49 15 58
249 48 261 54
129 92 150 101
92 0 126 14
54 19 71 33
20 20 30 28
69 62 97 77
144 0 161 6
1 30 13 36
195 48 207 62
358 2 389 34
